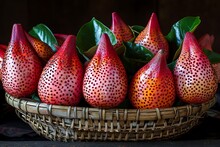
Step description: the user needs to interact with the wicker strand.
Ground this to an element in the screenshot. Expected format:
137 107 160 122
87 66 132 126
47 104 52 116
36 103 40 114
17 98 22 110
155 108 162 120
67 106 71 118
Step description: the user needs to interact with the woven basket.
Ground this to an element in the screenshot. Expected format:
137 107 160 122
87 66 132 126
5 93 216 142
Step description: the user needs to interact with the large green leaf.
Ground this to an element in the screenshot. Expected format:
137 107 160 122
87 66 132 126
203 48 220 64
29 24 58 52
166 16 201 47
76 18 117 60
122 42 154 75
124 42 153 59
166 16 201 61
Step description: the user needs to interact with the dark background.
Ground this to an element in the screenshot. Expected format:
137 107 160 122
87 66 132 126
0 0 219 51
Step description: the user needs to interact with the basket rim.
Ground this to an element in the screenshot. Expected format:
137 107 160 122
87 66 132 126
5 92 216 121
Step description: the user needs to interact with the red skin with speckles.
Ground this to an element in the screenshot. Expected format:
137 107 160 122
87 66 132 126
26 33 55 62
83 33 128 109
110 12 134 50
174 32 218 104
134 12 169 58
2 24 43 98
38 35 84 106
129 49 175 109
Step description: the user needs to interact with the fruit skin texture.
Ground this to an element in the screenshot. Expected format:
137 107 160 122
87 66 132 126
174 32 218 104
26 33 55 62
83 33 128 108
2 24 43 97
129 49 175 109
38 35 83 106
134 12 169 57
110 12 134 49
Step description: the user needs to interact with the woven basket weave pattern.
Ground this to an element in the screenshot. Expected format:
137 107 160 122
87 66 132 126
6 93 216 141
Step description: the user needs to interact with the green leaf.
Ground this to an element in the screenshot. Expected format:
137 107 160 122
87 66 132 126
166 16 201 47
84 45 98 59
166 16 201 62
124 42 153 59
122 42 154 75
168 60 176 71
76 18 117 59
130 25 144 35
31 92 41 102
29 24 58 52
203 48 220 64
172 45 182 61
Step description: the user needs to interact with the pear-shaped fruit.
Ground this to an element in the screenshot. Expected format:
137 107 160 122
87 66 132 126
83 33 128 108
26 33 55 62
129 49 175 109
174 32 218 104
38 35 83 106
134 12 169 57
2 24 43 97
110 12 134 50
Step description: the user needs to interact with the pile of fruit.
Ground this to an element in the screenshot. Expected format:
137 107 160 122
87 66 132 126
0 12 219 110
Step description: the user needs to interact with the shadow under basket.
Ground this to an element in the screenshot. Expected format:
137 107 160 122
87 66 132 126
5 93 216 142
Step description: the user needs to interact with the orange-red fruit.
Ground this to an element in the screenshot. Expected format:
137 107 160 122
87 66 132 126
83 33 128 108
129 49 175 109
134 12 169 57
26 33 55 62
38 35 84 106
2 24 43 97
110 12 134 49
174 32 218 104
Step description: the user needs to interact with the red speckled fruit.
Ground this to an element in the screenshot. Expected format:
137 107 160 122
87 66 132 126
129 49 175 109
26 33 55 62
174 32 218 104
110 12 134 49
38 35 83 106
83 33 128 108
134 12 169 57
2 24 43 97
